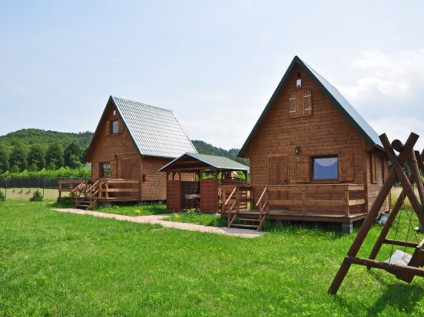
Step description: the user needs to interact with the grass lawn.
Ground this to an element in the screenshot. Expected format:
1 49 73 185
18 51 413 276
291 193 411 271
93 203 170 216
164 211 223 226
0 188 58 200
1 200 424 316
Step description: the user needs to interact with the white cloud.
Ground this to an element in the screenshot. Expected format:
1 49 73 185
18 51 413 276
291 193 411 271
340 49 424 102
370 116 424 151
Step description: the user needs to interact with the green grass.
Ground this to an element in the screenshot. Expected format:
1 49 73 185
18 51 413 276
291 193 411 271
164 211 223 226
1 200 424 316
0 188 58 200
93 203 170 216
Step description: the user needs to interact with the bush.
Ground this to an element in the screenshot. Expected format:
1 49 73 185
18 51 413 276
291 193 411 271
30 189 43 202
0 190 5 201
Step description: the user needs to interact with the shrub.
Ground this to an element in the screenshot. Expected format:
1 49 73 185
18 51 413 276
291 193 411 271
0 190 5 201
30 189 43 202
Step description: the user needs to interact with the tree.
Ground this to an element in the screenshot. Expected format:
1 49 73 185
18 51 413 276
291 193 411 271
27 144 46 171
64 142 82 168
9 144 27 172
0 145 9 173
46 143 64 170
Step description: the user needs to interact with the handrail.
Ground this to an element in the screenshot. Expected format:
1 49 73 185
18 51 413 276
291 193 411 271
256 187 268 207
224 187 237 206
85 179 100 194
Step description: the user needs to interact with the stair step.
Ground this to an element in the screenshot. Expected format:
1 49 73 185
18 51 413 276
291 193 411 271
236 218 260 222
230 224 259 229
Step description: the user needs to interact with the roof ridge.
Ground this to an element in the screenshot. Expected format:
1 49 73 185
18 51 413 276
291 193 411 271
111 95 173 113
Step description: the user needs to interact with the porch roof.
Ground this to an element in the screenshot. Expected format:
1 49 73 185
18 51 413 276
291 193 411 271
159 152 249 172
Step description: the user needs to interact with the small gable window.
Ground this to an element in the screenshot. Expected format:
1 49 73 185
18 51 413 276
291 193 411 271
111 120 119 134
100 162 111 178
313 156 338 180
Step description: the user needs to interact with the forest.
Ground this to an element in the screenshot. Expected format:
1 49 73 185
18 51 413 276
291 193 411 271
0 129 248 178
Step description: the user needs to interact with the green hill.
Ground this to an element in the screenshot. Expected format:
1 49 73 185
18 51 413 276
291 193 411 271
0 129 248 174
191 140 249 166
0 129 93 149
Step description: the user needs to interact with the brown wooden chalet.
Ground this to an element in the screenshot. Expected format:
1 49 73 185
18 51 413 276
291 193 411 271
160 152 250 213
59 96 197 209
230 56 389 233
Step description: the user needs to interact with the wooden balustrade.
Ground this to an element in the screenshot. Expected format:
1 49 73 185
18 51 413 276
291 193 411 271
261 184 366 217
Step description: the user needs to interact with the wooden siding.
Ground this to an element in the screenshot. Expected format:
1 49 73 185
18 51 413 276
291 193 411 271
166 180 181 211
200 179 218 211
243 64 387 213
140 157 172 201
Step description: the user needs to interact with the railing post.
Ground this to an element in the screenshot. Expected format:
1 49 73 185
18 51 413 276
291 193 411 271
106 179 109 199
236 187 240 213
344 185 350 217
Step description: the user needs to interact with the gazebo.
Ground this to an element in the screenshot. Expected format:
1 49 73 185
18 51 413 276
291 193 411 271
159 153 250 212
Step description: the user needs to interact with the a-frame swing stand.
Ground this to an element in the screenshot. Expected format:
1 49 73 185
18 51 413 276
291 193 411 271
329 132 424 294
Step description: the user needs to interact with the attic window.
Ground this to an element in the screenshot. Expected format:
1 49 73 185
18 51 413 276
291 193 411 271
113 110 117 116
296 72 302 87
111 120 119 134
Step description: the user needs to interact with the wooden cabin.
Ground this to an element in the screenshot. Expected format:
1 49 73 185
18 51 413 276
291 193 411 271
160 153 249 212
60 96 196 209
236 56 389 233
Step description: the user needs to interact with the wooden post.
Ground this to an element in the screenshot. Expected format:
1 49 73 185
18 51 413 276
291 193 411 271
328 132 418 294
368 191 405 260
344 186 350 217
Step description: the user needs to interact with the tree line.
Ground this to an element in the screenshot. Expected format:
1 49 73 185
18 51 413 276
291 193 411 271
0 142 87 175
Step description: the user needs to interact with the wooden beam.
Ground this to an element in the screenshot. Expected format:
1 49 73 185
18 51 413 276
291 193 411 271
328 132 418 294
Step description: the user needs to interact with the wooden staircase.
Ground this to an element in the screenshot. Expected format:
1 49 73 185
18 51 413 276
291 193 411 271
71 180 100 210
222 186 266 231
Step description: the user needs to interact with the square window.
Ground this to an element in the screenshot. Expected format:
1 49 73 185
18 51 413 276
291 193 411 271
313 156 338 180
111 120 119 134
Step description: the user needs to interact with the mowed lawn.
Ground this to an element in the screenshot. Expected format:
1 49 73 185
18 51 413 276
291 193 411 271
1 201 423 316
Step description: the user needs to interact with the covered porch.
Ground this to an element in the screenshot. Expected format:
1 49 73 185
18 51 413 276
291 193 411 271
159 153 250 212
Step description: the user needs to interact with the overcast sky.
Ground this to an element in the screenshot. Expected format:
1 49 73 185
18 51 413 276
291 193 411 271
1 1 424 150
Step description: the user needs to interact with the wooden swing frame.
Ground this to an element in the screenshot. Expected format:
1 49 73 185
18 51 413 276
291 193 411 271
328 132 424 294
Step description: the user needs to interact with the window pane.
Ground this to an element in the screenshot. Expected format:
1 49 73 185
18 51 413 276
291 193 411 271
101 163 111 177
313 157 338 179
112 120 119 134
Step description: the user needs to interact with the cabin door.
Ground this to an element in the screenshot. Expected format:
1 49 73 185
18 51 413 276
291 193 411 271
121 158 140 180
269 156 288 202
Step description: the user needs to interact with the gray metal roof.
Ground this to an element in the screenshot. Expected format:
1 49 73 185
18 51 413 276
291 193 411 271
112 96 197 158
160 152 249 171
239 56 382 156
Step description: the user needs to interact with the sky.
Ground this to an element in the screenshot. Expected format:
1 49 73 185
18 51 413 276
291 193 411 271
1 1 424 150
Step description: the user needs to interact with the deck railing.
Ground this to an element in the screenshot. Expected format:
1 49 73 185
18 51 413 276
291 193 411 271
58 178 142 208
259 184 366 217
220 185 253 226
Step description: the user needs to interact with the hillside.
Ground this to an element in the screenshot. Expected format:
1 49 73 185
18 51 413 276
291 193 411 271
0 129 93 149
191 140 249 166
0 129 248 170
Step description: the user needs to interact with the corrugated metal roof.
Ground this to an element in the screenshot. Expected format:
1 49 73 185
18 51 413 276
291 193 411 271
112 96 197 158
239 56 382 157
160 152 249 171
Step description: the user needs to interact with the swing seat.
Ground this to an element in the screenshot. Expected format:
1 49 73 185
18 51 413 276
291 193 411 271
385 239 424 283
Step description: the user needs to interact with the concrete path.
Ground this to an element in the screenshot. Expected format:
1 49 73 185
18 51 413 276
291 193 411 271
54 208 265 239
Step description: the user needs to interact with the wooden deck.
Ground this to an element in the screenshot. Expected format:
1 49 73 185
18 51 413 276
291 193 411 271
58 178 142 209
222 209 368 223
222 183 369 231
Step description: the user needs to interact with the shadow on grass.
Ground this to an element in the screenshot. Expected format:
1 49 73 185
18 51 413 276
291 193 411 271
333 268 424 315
264 219 365 239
